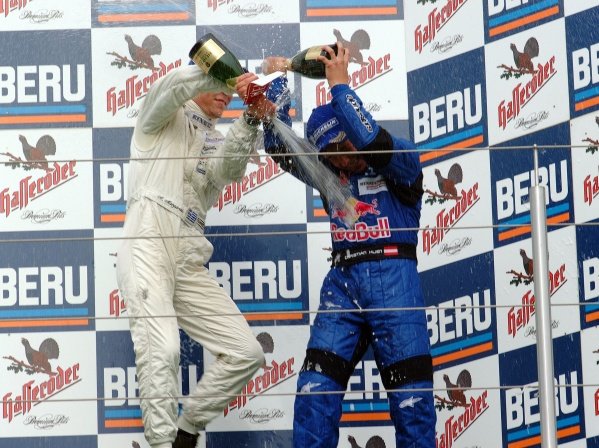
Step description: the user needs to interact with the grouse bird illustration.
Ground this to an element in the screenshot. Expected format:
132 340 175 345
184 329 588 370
443 369 472 407
348 435 386 448
333 29 371 65
434 163 463 197
18 134 56 169
124 34 162 69
520 249 534 277
21 337 60 373
348 435 361 448
510 37 539 73
256 332 274 354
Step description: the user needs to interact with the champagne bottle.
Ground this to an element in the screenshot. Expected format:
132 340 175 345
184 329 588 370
188 33 244 87
286 44 338 79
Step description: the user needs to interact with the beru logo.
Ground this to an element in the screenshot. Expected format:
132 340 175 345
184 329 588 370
496 37 557 130
315 29 390 107
342 357 388 423
427 290 492 346
414 0 468 54
422 163 480 255
1 134 77 219
569 12 599 115
2 337 81 423
582 257 599 303
435 370 489 448
495 159 568 220
224 332 295 417
209 260 301 300
0 64 85 104
413 84 482 144
505 371 579 429
100 162 129 203
0 265 88 307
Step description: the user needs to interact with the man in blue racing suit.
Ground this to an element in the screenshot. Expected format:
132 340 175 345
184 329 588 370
262 42 436 447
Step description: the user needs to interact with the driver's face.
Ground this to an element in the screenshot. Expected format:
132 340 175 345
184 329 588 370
321 139 368 173
193 91 233 119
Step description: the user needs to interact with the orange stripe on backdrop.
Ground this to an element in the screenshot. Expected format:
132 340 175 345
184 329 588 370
341 412 390 422
246 313 303 321
586 311 599 323
313 209 328 217
98 13 189 23
307 7 397 17
105 419 143 428
489 6 559 37
432 342 493 367
101 215 126 223
0 115 86 124
0 319 89 328
498 212 570 241
507 425 580 448
419 135 484 163
575 96 599 111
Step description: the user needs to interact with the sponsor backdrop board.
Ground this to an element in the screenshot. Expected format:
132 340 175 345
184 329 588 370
0 0 598 446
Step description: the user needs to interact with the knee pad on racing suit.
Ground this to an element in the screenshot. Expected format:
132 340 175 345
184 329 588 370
381 354 436 448
293 348 357 448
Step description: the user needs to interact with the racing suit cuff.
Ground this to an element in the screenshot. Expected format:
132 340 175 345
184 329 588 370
330 83 351 99
177 414 204 434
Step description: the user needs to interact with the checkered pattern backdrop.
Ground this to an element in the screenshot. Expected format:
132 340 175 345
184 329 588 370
1 1 598 447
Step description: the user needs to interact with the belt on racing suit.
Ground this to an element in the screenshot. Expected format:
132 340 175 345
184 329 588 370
331 243 416 267
134 189 205 233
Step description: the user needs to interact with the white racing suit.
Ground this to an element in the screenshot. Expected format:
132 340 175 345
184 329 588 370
116 65 264 447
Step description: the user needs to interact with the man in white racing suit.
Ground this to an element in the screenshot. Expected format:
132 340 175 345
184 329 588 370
116 63 275 448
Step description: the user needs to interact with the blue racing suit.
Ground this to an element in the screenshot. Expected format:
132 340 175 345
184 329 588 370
264 78 436 447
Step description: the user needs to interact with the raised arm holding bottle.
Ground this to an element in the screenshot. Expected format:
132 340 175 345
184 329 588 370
116 53 275 448
263 42 436 448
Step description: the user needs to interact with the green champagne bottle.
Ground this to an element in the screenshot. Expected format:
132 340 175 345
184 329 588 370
286 43 338 79
188 33 244 87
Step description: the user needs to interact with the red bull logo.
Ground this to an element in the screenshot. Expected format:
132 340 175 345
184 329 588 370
331 198 380 221
332 217 391 243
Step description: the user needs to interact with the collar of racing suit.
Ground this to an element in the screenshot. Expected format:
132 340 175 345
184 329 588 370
184 100 218 130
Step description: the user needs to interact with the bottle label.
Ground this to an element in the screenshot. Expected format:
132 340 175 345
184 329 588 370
305 46 323 61
191 38 225 74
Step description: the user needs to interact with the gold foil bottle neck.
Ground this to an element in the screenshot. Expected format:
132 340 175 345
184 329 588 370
191 38 225 74
304 45 323 61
